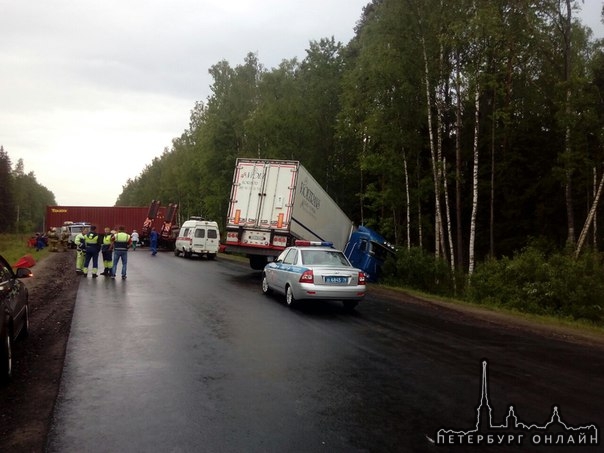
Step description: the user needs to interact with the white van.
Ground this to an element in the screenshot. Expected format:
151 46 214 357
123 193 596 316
174 218 220 259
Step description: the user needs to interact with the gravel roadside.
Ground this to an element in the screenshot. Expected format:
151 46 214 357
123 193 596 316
0 251 79 452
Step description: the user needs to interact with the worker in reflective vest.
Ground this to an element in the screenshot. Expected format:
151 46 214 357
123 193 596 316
101 227 114 276
82 225 101 278
111 225 132 280
74 227 89 275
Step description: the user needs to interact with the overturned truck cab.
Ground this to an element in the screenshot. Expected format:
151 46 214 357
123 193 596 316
344 226 395 283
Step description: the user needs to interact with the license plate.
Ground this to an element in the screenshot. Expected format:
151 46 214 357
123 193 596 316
325 276 347 284
249 235 265 241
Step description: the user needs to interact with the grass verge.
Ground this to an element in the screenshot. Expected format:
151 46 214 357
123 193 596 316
376 283 604 337
0 234 50 267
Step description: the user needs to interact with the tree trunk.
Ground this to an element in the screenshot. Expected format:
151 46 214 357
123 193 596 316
489 90 496 259
420 35 443 258
403 148 411 249
563 0 575 245
594 168 598 249
454 54 464 269
443 158 456 293
435 22 447 262
575 169 604 258
417 154 423 249
469 86 480 276
360 131 367 225
415 8 444 259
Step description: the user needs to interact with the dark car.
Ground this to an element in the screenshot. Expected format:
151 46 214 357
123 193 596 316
0 254 33 383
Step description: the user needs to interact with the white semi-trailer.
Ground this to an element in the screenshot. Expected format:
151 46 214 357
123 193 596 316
225 158 354 270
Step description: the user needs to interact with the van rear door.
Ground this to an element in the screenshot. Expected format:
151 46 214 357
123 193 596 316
191 226 219 254
206 227 219 253
192 227 206 251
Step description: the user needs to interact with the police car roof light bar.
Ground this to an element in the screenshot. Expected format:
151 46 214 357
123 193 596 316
294 240 334 247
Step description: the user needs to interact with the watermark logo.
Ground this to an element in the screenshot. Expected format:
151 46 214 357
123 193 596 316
433 360 599 447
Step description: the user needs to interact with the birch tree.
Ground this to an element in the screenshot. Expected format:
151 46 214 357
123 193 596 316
468 86 480 276
407 0 446 258
575 170 604 257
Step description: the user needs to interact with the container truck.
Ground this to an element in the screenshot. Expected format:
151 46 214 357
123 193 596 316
225 158 395 281
45 204 178 248
46 206 149 234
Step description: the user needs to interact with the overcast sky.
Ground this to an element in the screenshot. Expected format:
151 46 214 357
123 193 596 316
1 1 603 207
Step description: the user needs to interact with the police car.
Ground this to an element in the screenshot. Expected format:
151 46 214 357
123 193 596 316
262 241 366 310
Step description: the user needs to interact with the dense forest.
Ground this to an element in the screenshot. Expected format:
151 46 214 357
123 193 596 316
0 146 57 233
117 0 604 277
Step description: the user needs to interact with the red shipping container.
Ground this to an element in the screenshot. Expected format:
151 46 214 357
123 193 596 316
45 206 168 235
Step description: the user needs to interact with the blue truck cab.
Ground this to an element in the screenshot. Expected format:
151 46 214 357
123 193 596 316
344 226 396 282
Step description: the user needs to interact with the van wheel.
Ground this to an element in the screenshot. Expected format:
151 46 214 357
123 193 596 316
174 248 180 257
184 251 192 258
0 328 12 384
207 253 216 260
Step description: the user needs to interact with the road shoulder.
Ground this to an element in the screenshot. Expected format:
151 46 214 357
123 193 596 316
0 251 79 452
371 284 604 349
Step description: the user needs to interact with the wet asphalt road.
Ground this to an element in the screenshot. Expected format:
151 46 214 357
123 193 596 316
46 251 604 452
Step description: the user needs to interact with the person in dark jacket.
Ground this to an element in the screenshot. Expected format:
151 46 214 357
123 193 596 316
82 225 101 278
35 233 47 251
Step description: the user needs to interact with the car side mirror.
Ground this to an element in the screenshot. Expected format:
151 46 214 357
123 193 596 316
16 268 33 278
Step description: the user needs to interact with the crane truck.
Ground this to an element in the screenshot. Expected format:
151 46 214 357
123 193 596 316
141 200 179 247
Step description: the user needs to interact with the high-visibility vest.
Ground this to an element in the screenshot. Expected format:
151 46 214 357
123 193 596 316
85 232 98 245
113 232 130 250
102 233 113 250
74 233 86 250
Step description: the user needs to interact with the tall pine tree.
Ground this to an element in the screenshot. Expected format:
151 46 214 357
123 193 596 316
0 146 15 232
